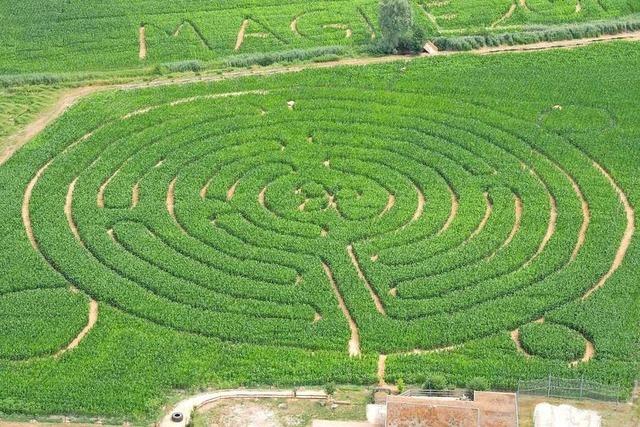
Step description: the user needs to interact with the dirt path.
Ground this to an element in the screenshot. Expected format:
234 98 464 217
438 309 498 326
377 354 387 386
492 4 516 28
22 162 98 358
139 25 147 60
226 180 239 201
55 300 98 357
412 184 426 222
321 262 361 357
131 182 140 208
379 194 395 217
65 179 83 244
437 189 458 235
467 192 492 241
568 174 590 262
488 195 522 260
0 87 97 166
235 19 249 51
582 160 635 300
524 194 557 268
347 245 386 316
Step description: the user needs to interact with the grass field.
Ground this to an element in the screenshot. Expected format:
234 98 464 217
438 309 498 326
1 0 639 74
0 42 637 422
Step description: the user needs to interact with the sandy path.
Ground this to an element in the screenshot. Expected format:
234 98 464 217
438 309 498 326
412 184 426 222
379 194 395 217
131 182 140 208
97 169 119 208
290 16 301 36
568 174 590 261
22 161 53 251
22 162 98 358
524 194 557 268
65 179 83 244
510 328 530 357
258 186 267 207
167 177 188 235
488 195 522 260
582 161 634 300
467 192 492 241
347 245 386 316
226 180 239 201
235 19 249 51
377 354 387 386
1 87 97 166
492 4 516 28
519 0 531 11
160 389 327 427
321 262 361 357
55 299 98 357
437 189 458 235
139 25 147 60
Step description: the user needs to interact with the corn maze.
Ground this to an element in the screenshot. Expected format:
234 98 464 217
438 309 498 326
1 0 638 73
0 45 638 418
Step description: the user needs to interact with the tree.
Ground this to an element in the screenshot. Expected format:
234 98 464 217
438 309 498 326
379 0 414 52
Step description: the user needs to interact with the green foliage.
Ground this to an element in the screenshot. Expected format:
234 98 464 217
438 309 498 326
378 0 413 52
396 378 406 393
466 376 490 392
225 46 347 68
422 374 448 390
324 382 336 395
160 60 206 73
432 16 640 51
0 1 638 74
520 323 586 362
0 43 638 419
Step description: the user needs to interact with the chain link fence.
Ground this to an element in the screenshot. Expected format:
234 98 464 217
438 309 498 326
517 375 623 403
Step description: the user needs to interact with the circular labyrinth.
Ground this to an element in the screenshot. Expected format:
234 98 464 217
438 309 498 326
21 84 633 359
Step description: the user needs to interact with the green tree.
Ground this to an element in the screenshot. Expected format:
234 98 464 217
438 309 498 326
379 0 414 52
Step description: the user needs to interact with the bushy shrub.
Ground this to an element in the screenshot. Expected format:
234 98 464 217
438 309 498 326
422 374 448 390
466 377 490 392
160 60 205 73
432 16 640 51
324 382 336 396
225 46 347 68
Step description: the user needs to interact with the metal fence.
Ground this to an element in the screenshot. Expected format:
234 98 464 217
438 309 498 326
517 375 623 403
401 389 465 399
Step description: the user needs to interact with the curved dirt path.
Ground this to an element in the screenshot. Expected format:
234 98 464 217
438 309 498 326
511 318 595 365
487 194 522 260
55 299 99 358
1 87 98 166
22 162 98 358
582 160 635 300
321 262 361 357
437 188 458 235
379 193 395 217
492 4 516 28
466 192 492 241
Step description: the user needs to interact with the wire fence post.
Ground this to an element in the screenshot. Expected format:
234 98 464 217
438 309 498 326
547 374 552 398
579 375 584 400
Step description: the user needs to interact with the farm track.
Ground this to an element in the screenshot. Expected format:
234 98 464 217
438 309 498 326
4 30 640 167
